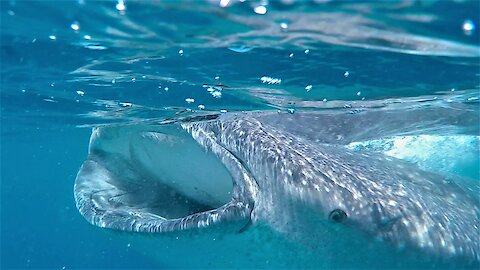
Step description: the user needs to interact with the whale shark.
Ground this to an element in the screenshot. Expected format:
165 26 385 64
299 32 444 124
74 105 479 268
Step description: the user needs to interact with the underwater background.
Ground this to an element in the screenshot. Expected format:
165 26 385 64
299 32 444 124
1 0 479 269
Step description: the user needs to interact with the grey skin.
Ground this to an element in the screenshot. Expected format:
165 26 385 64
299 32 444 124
75 105 479 268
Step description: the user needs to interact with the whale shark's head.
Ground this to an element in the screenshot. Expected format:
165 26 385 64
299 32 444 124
74 111 479 267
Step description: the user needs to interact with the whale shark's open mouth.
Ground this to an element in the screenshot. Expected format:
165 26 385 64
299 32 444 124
74 120 253 232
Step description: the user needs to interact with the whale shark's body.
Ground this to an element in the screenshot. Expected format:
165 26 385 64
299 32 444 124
74 106 479 268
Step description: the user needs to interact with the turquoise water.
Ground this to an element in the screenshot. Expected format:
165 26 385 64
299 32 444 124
1 0 479 269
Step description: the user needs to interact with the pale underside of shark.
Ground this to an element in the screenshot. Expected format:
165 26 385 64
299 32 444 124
74 105 479 267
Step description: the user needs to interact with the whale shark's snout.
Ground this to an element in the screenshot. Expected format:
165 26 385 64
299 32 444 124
74 109 479 267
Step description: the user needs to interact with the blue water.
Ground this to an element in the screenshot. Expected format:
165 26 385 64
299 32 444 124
1 0 479 269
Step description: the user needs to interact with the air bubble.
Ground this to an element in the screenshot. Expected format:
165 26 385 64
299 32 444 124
185 98 195 104
76 90 85 96
344 71 349 77
305 85 312 91
84 44 107 50
462 20 475 35
304 49 310 54
116 0 126 11
219 0 230 7
254 6 267 15
211 91 222 98
44 98 57 103
280 22 289 29
198 104 205 110
260 76 282 84
70 22 80 31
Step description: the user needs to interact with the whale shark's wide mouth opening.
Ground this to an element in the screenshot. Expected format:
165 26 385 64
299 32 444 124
76 123 235 220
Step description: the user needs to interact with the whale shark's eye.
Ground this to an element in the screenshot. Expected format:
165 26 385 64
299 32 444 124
329 209 347 223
